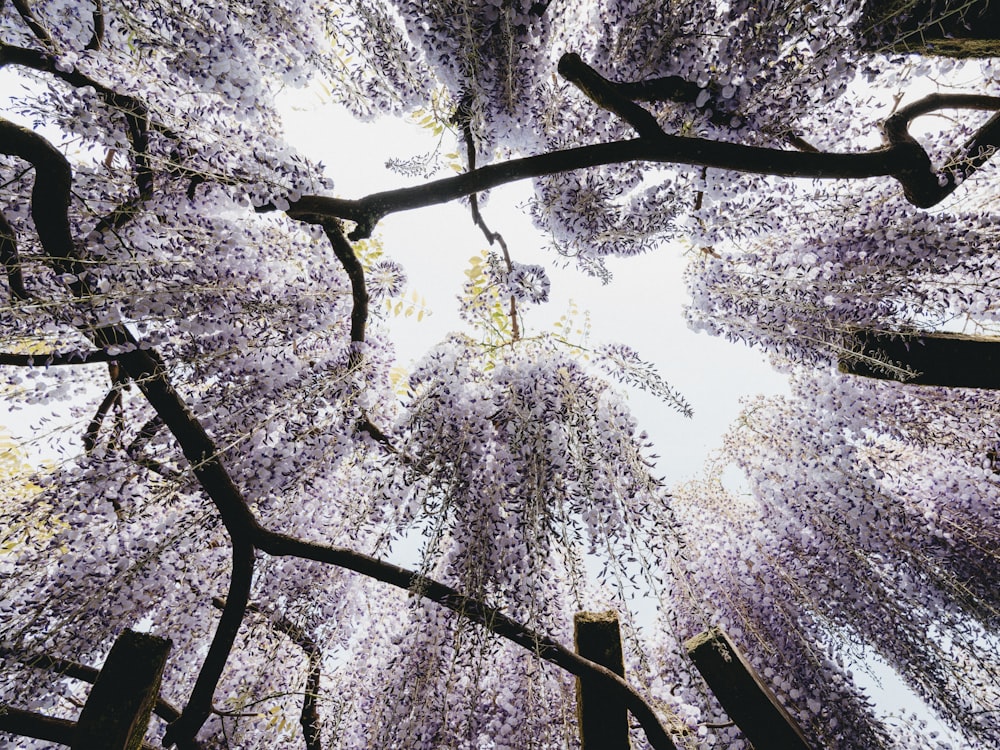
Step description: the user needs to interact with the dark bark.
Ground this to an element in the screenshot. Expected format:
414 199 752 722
255 531 677 750
86 0 105 51
271 64 1000 238
0 209 30 301
319 219 368 347
0 704 76 746
283 138 907 240
161 543 254 749
213 598 323 750
10 0 52 46
83 385 123 454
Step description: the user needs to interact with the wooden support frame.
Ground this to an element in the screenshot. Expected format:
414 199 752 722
860 0 1000 57
574 611 631 750
840 329 1000 389
72 630 172 750
685 628 812 750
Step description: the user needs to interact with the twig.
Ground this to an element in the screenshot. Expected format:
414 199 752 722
455 99 520 339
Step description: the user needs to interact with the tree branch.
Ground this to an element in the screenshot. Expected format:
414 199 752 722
558 53 666 139
212 597 323 750
319 219 368 350
0 703 76 746
456 103 520 339
85 0 104 51
882 93 1000 207
125 415 179 479
270 83 1000 240
163 542 255 749
10 0 52 47
282 138 905 239
0 209 31 301
254 530 678 750
82 383 122 454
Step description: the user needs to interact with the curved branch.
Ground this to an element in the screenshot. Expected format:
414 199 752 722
558 53 666 138
273 87 1000 240
163 542 255 749
882 93 1000 207
1 42 167 211
456 105 520 339
85 0 104 51
0 704 76 746
0 117 81 288
213 597 322 750
319 219 368 348
83 384 123 454
282 138 904 239
254 530 678 750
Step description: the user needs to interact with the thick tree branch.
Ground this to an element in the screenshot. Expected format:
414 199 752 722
85 0 104 51
319 219 368 348
274 84 1000 239
82 383 122 454
0 117 83 291
558 53 666 138
1 119 261 747
282 138 905 239
0 704 76 745
254 530 678 750
10 0 52 47
163 542 255 749
212 597 323 750
882 93 1000 207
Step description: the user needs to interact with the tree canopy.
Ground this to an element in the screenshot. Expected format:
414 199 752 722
2 1 1000 748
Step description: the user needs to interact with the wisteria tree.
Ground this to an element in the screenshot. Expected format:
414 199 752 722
1 1 999 749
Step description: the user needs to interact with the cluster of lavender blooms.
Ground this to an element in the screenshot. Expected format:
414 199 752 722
2 1 999 748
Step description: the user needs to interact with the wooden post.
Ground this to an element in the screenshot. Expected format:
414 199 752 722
860 0 1000 57
685 628 812 750
72 630 172 750
839 329 1000 389
574 610 630 750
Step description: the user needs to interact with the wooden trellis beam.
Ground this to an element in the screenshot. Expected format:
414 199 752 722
840 329 1000 389
72 630 172 750
685 628 812 750
575 610 631 750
